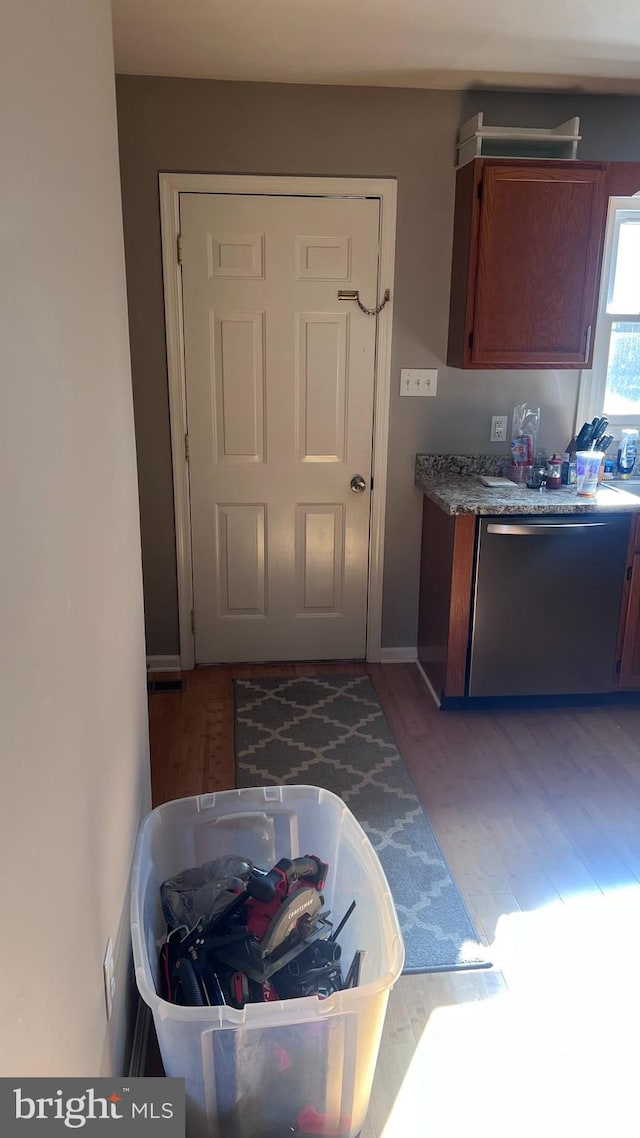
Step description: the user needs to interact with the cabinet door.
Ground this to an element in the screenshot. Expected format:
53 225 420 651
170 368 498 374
619 554 640 690
471 163 607 368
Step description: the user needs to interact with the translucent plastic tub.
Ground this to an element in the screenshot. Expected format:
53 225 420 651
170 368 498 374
130 785 404 1138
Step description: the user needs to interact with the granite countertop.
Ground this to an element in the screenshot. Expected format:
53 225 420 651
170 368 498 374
415 454 640 516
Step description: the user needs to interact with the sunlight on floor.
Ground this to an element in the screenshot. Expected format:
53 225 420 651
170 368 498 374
381 886 640 1138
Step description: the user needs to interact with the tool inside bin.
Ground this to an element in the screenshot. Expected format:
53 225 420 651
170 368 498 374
159 854 364 1008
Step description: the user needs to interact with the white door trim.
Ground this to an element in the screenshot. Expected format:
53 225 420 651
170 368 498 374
159 173 397 669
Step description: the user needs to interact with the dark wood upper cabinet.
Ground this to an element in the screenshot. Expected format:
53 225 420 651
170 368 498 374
447 158 609 369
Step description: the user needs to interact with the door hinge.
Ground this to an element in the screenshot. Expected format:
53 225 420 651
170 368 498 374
477 181 483 200
177 235 184 264
190 609 195 634
468 330 474 349
184 432 190 463
616 659 622 675
627 565 633 581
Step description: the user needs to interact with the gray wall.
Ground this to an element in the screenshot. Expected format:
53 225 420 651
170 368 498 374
2 1 149 1076
115 78 640 654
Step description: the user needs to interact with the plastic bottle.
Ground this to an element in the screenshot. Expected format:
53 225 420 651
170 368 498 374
546 455 563 489
617 429 639 478
527 450 549 489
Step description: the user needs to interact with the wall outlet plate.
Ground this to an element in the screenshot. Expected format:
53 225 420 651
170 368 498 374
400 369 437 397
490 415 508 442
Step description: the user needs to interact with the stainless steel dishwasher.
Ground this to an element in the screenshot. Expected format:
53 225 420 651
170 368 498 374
468 514 630 697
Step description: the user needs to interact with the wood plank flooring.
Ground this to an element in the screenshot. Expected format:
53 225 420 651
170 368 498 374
148 663 640 1137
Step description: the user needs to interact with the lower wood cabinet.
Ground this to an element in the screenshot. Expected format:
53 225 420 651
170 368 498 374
417 497 475 699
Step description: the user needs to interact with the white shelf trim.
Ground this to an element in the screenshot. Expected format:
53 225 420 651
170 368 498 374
456 113 581 167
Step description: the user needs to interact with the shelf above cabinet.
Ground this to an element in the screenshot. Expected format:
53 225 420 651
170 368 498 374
457 114 582 168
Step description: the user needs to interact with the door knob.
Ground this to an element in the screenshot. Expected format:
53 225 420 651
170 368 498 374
350 475 367 493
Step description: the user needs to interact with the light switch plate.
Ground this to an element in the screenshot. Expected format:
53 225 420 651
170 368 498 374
400 369 437 397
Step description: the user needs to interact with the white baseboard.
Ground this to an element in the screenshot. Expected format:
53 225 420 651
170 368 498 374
416 660 441 709
146 654 181 672
380 647 418 663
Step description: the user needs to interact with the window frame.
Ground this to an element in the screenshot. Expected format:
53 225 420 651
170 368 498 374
576 194 640 435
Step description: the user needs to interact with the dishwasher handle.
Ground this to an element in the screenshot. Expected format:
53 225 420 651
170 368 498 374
486 521 608 536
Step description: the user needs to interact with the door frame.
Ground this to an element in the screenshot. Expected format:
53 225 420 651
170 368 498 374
159 172 397 669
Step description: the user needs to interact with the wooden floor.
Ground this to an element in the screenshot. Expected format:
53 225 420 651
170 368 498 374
148 663 640 1137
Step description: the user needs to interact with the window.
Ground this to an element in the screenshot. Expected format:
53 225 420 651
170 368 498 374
578 196 640 432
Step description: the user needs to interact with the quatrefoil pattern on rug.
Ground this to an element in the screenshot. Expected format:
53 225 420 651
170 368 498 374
234 675 487 972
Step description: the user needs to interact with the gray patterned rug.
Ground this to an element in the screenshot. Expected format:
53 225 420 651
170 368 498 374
234 675 488 973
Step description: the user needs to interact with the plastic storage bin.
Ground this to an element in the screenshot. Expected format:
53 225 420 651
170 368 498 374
130 785 404 1138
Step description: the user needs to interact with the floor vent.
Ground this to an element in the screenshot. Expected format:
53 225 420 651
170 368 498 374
147 678 185 694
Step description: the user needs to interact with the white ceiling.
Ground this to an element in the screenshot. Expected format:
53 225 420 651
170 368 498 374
112 0 640 94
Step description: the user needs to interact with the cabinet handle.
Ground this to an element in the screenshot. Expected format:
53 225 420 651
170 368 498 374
584 324 592 362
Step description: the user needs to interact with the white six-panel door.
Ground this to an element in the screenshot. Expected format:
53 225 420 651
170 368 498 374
180 193 380 663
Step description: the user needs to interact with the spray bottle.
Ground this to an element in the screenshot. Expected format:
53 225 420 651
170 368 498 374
617 429 639 478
